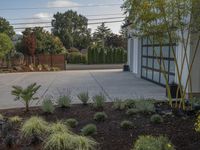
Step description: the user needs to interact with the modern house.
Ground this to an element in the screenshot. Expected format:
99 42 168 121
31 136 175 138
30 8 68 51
124 24 200 97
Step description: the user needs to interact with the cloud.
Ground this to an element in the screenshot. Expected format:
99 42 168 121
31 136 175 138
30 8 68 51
47 0 79 8
33 12 52 20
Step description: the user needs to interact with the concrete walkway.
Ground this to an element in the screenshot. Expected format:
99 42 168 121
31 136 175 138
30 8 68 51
0 69 166 109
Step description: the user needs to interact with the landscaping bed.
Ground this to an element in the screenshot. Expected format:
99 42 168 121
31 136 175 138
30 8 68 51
0 102 200 150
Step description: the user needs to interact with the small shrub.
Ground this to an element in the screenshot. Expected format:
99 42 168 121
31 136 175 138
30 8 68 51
0 113 4 120
42 98 55 114
124 99 136 109
44 132 97 150
81 124 97 136
120 120 133 129
9 116 22 124
195 115 200 132
134 100 155 113
58 95 71 108
150 114 164 124
126 108 138 116
21 116 48 139
49 122 70 134
112 98 125 110
65 118 78 128
93 112 107 122
133 135 175 150
92 93 106 109
11 83 41 112
77 91 89 105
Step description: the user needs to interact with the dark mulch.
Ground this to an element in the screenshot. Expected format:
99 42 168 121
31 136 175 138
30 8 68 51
0 102 200 150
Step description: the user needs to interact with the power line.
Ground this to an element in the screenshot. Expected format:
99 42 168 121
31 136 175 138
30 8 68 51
7 13 125 21
13 20 124 30
11 17 125 26
0 3 122 11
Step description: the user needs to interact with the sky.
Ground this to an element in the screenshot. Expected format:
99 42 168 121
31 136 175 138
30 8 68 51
0 0 125 35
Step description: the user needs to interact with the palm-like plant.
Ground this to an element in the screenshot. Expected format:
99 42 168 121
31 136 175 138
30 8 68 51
11 83 41 112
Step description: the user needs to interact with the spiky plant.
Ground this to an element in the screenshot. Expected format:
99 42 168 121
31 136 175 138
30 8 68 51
42 98 55 114
11 83 41 112
9 116 22 124
92 93 106 109
77 91 89 105
0 113 4 120
49 122 71 134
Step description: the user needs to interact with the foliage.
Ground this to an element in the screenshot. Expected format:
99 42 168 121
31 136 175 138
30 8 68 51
0 33 14 58
11 83 41 112
67 52 87 64
57 94 72 108
81 124 97 136
21 116 48 139
92 93 106 109
9 116 22 124
77 91 89 105
64 118 78 128
133 135 175 150
105 33 127 49
52 10 91 49
124 99 136 109
44 132 97 150
23 32 36 56
126 108 138 116
41 98 55 114
112 98 126 110
120 120 134 129
0 17 15 38
134 100 155 114
87 47 127 64
49 122 70 134
4 135 15 148
150 114 164 124
0 113 3 120
93 112 108 122
195 115 200 132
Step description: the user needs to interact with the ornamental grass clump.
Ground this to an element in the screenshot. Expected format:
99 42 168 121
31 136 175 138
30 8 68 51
195 115 200 132
41 98 55 114
49 122 71 134
120 120 134 129
133 135 175 150
21 116 48 139
44 132 97 150
112 98 126 110
58 95 71 108
92 93 106 109
93 112 107 122
150 114 164 124
134 100 155 114
0 113 4 120
64 118 78 128
9 116 22 124
81 124 97 136
77 91 89 105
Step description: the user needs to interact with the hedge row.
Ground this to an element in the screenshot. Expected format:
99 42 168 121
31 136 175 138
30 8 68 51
87 47 127 64
67 52 87 64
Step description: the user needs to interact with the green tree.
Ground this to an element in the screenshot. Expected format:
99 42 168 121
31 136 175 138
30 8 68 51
0 33 14 58
52 10 91 49
93 23 112 47
0 17 15 38
122 0 200 109
105 33 126 49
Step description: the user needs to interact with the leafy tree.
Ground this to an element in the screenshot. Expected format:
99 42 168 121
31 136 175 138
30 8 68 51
105 33 127 49
93 23 112 47
0 17 15 38
23 32 36 56
122 0 200 109
0 33 14 58
12 83 41 112
52 10 91 49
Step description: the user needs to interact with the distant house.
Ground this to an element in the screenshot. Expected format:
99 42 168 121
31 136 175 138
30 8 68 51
123 23 200 97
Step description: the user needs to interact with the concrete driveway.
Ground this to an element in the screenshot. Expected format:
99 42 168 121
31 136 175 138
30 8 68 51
0 69 166 109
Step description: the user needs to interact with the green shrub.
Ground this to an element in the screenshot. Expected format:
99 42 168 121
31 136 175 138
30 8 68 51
49 122 70 134
124 99 136 109
112 98 125 110
93 112 107 122
195 115 200 132
0 113 4 120
126 108 139 116
21 116 48 139
65 118 78 128
150 114 163 124
77 91 89 105
92 93 106 109
44 132 97 150
134 100 155 113
42 98 55 114
120 120 134 129
133 135 175 150
81 124 97 136
11 83 41 112
67 52 87 64
58 95 71 108
9 116 22 124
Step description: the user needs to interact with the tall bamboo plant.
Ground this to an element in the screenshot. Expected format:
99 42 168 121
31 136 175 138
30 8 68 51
122 0 200 110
